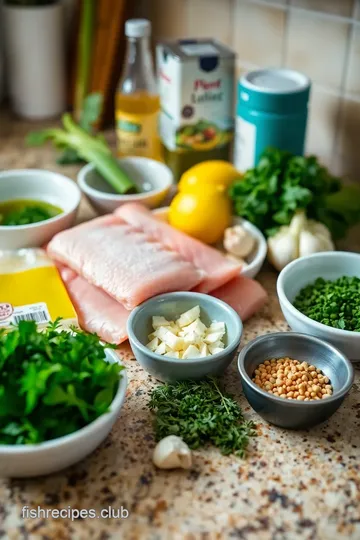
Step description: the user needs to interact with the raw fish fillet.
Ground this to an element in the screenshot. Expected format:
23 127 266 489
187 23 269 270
48 214 203 309
58 265 129 344
116 203 241 293
211 276 267 321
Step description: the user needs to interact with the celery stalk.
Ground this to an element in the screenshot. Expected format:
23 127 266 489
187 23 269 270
74 0 96 121
26 116 137 195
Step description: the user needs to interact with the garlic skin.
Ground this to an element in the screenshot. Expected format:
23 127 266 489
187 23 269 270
223 225 256 258
152 435 192 469
225 253 249 267
267 211 335 271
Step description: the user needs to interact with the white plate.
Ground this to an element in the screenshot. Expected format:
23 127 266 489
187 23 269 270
153 207 267 279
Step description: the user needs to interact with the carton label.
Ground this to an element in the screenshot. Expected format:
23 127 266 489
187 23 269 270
157 44 235 152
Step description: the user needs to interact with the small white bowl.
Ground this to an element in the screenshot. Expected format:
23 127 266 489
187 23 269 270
0 169 81 250
153 207 267 279
277 251 360 361
0 349 127 478
78 156 174 214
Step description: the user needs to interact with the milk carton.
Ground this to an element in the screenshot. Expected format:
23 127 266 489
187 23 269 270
156 39 236 180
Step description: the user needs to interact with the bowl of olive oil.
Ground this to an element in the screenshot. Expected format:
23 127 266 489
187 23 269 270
0 169 81 249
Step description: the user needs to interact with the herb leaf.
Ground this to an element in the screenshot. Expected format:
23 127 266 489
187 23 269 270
149 377 256 458
0 320 123 444
229 148 360 239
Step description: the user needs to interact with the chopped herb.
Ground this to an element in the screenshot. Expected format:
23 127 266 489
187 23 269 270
0 320 123 445
229 148 360 239
148 377 256 458
294 276 360 332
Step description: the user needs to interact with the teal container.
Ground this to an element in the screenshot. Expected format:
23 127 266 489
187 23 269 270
234 68 311 172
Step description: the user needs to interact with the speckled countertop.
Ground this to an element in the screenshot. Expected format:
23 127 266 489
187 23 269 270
0 109 360 540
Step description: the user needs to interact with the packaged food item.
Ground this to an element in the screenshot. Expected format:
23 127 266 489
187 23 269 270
157 39 236 180
0 249 77 329
115 19 162 160
234 68 310 172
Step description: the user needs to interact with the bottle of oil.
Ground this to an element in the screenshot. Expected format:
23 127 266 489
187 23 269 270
115 19 162 160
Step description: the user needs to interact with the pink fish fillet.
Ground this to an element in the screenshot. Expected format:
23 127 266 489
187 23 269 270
58 265 129 344
116 203 241 293
211 276 268 321
47 214 203 309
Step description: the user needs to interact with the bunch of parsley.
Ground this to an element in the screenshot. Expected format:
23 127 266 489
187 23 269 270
149 378 256 458
229 148 360 239
0 320 123 445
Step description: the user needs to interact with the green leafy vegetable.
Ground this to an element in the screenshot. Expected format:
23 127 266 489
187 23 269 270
149 377 256 457
0 320 123 445
294 276 360 332
26 96 137 194
229 148 360 239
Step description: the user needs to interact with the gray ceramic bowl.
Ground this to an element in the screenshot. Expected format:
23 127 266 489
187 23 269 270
127 292 243 382
238 332 354 429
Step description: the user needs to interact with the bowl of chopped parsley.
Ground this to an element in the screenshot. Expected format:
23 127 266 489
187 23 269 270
0 320 127 478
277 251 360 360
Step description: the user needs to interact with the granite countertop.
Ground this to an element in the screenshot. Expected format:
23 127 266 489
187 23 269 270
0 110 359 540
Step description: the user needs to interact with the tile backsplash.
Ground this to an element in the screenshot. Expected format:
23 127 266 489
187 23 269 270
137 0 360 181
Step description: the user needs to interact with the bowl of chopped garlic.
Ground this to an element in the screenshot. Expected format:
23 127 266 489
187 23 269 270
127 292 243 382
238 332 354 429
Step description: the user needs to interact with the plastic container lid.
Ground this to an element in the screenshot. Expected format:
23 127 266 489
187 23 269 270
125 19 151 38
241 68 310 95
237 68 311 115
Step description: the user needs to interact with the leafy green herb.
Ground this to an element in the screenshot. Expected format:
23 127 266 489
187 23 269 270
294 276 360 332
148 377 256 458
26 96 137 195
0 320 123 445
229 148 360 239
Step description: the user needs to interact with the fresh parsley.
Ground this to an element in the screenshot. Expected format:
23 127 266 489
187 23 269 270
0 320 123 445
149 377 256 458
294 276 360 332
229 148 360 239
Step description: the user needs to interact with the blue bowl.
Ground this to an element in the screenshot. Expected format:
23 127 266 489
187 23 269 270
127 292 243 382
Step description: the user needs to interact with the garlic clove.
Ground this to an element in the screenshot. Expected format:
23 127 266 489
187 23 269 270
267 228 297 271
299 230 334 256
152 435 192 470
223 225 256 258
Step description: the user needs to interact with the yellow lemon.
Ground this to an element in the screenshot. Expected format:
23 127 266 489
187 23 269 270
178 160 241 193
169 186 232 244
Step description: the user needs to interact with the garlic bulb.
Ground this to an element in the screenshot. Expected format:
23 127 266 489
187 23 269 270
152 435 192 469
268 211 335 271
223 225 256 258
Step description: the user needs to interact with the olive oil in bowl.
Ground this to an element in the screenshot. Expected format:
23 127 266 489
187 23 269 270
0 199 63 227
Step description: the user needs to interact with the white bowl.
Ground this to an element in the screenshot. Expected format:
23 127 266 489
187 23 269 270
78 156 174 214
0 349 127 478
0 169 81 250
153 207 267 279
277 251 360 361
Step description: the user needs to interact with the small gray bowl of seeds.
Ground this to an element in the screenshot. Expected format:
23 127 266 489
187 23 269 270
238 332 354 429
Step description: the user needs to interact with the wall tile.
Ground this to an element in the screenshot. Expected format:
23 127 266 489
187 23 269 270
234 0 286 67
305 86 340 168
285 11 350 90
187 0 232 46
355 0 360 19
337 98 360 172
290 0 354 17
151 0 190 41
345 27 360 98
263 0 288 4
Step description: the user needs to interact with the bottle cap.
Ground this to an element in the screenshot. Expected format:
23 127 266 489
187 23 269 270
125 19 151 38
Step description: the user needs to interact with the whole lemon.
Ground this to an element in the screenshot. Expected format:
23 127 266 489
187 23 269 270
178 160 241 192
169 186 232 244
